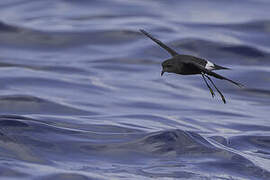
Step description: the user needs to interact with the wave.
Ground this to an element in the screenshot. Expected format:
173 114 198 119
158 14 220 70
1 115 269 179
0 95 94 115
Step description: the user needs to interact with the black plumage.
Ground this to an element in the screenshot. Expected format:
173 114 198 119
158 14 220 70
140 29 243 104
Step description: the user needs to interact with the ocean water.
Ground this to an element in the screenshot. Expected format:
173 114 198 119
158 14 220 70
0 0 270 179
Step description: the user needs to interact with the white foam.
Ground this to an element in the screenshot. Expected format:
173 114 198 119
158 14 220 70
205 61 215 70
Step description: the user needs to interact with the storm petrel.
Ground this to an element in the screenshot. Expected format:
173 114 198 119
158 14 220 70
140 29 243 104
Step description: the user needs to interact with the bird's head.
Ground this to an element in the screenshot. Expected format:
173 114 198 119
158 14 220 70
161 59 177 76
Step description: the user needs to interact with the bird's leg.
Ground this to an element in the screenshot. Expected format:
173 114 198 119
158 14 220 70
205 75 226 104
201 73 215 98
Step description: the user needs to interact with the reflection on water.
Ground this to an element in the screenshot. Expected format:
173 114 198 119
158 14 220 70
0 0 270 179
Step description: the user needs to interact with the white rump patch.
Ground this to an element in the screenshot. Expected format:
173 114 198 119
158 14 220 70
205 61 215 70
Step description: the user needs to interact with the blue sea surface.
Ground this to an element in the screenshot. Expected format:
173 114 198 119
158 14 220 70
0 0 270 179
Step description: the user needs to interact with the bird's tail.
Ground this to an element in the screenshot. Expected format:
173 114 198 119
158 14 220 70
214 64 230 70
209 70 244 88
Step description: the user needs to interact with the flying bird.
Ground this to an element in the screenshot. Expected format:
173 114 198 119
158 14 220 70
140 29 243 104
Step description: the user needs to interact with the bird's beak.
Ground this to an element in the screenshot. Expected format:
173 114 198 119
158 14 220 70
161 70 164 76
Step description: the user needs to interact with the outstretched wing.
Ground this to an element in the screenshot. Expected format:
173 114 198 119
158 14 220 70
184 61 243 87
140 29 178 57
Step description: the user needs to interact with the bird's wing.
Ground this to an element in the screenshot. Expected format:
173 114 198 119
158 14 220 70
140 29 178 57
184 61 243 87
